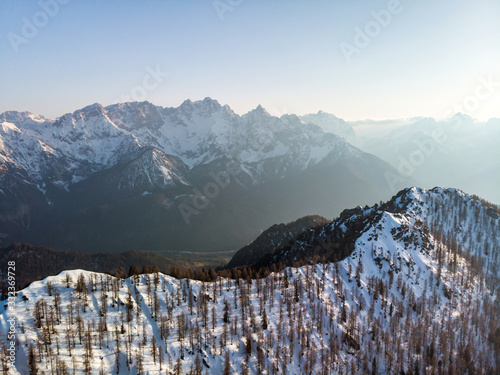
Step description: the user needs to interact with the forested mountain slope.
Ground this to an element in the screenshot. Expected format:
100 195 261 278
1 187 498 374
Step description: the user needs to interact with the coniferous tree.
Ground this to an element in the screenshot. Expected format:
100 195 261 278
223 351 231 375
174 357 182 375
261 308 268 330
194 354 202 375
28 343 38 375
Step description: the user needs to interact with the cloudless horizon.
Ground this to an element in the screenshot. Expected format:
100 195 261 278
1 0 499 121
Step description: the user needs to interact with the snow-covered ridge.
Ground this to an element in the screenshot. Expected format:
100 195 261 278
113 148 191 191
1 187 498 374
265 187 499 279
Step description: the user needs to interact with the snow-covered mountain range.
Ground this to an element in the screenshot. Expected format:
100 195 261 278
0 99 357 191
1 187 498 374
2 98 497 253
0 99 409 253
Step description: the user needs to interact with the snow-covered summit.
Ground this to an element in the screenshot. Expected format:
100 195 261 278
260 187 499 280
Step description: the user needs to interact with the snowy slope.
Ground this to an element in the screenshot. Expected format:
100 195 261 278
0 105 140 192
30 103 142 172
268 187 498 270
96 148 191 192
1 187 498 374
1 122 95 185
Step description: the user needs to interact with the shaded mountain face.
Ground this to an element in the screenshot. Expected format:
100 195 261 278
0 243 187 290
0 99 412 252
226 215 330 269
1 187 498 374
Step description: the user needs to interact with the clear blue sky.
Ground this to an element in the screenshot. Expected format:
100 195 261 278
1 0 499 120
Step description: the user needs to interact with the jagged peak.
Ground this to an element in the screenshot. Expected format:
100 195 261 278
449 112 474 121
0 110 51 125
178 97 222 113
221 104 237 117
202 96 219 104
0 110 35 118
180 98 193 108
245 104 272 118
106 100 158 111
53 103 109 127
302 110 342 119
316 110 336 117
80 102 106 113
250 185 500 273
382 186 479 217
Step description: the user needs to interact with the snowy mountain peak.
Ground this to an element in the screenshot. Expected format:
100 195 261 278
0 111 52 129
201 96 221 106
53 103 109 128
257 187 499 274
178 97 222 114
106 101 158 113
249 104 271 117
435 113 475 129
179 98 193 108
221 104 237 117
78 102 107 117
105 101 164 131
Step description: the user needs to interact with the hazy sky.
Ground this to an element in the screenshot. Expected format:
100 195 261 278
1 0 499 120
